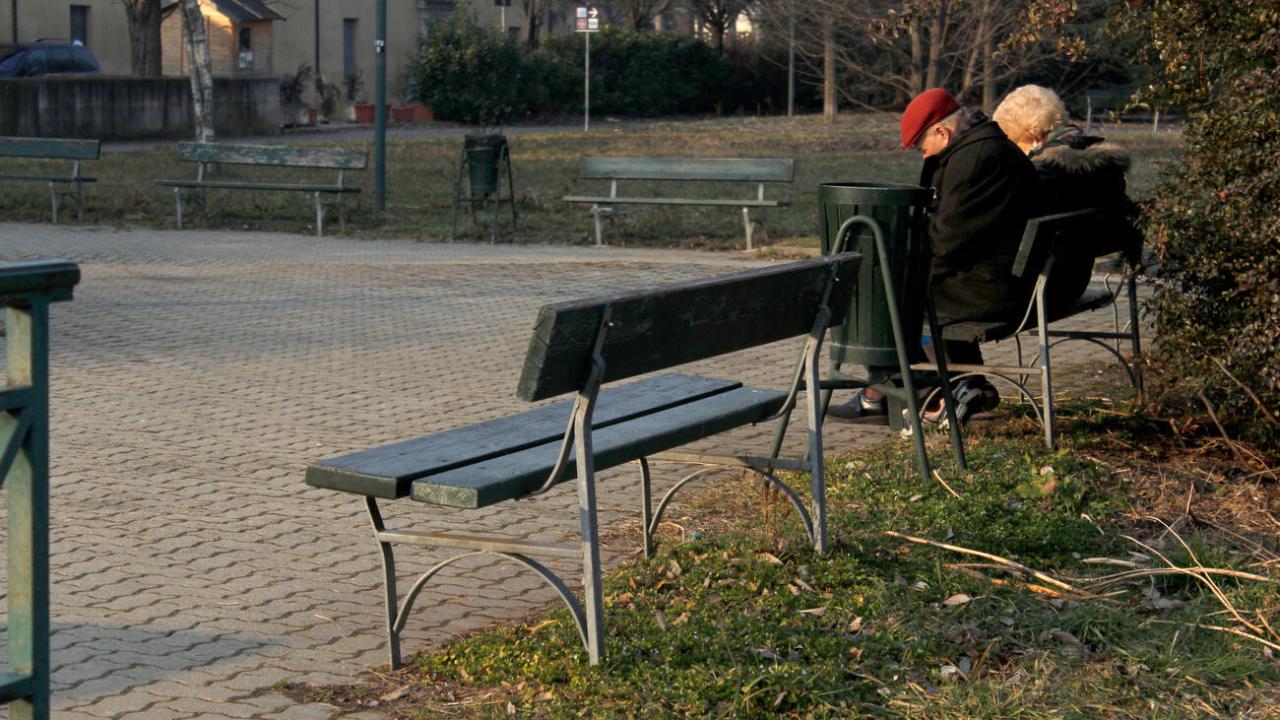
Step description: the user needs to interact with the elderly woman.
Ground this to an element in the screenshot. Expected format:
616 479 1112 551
992 85 1142 313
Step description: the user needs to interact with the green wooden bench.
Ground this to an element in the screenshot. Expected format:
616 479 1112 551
917 209 1142 449
2 259 81 720
305 253 861 669
562 156 794 250
154 142 367 236
0 137 100 222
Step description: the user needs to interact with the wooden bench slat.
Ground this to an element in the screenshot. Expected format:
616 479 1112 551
175 142 368 169
518 255 861 402
155 179 359 193
579 157 794 183
410 385 787 508
562 195 784 208
0 173 96 183
940 287 1116 344
0 137 101 160
306 374 741 499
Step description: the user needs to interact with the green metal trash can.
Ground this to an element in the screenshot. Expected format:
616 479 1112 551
818 182 933 369
464 134 506 197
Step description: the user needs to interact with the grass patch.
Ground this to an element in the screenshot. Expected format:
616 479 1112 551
0 115 1183 249
287 375 1279 718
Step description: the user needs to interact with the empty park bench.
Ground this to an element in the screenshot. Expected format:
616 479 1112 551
920 209 1142 449
0 137 100 222
562 157 794 250
305 253 861 668
155 142 366 236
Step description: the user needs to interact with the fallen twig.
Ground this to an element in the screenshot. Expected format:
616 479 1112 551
1198 392 1247 464
885 531 1090 597
931 469 961 499
1147 618 1280 654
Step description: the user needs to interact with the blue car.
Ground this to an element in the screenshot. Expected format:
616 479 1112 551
0 42 102 77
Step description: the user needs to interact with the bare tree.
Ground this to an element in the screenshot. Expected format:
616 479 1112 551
520 0 564 48
754 0 1094 110
615 0 672 30
689 0 750 53
177 0 215 142
120 0 164 77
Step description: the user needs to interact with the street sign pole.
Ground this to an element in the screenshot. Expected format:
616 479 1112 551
584 30 590 132
787 6 795 117
374 0 386 216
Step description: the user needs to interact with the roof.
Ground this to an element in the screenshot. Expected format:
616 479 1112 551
211 0 283 22
162 0 283 22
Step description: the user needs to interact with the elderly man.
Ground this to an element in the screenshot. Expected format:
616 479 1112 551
830 88 1038 424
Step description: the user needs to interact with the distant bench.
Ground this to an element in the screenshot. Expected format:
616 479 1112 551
155 142 366 236
0 136 100 222
563 156 794 250
305 253 860 669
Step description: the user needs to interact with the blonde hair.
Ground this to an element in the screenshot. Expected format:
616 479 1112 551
993 85 1067 146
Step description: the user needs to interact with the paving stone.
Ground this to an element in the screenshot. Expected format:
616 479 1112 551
0 222 1144 719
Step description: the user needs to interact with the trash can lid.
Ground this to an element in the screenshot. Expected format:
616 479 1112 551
819 182 931 206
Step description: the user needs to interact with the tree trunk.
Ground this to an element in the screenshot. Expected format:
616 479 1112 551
981 26 995 113
924 1 948 89
123 0 163 77
178 0 215 143
908 17 923 93
521 0 542 49
823 19 836 123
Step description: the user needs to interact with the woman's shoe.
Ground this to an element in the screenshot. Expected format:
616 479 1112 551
826 389 888 421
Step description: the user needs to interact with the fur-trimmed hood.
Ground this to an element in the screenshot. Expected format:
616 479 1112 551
1034 141 1132 175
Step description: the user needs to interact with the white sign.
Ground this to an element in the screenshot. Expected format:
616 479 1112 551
575 6 600 32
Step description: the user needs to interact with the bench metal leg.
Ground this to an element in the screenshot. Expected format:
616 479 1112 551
365 498 403 669
338 193 347 233
572 395 605 666
76 181 85 221
1127 272 1143 396
174 188 183 229
801 328 827 553
638 457 654 559
47 182 58 224
1036 290 1056 450
314 192 324 237
742 207 753 251
925 296 967 470
591 205 606 248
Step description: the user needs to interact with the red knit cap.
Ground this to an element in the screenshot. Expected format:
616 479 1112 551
900 88 960 149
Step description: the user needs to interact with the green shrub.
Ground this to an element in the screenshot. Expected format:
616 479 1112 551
1118 0 1280 447
405 13 547 125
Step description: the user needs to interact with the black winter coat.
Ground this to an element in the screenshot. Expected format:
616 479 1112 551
1031 126 1143 314
921 117 1040 323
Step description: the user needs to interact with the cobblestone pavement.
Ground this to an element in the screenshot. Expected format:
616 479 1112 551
0 223 1144 718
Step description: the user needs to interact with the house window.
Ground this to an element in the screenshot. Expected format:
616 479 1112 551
70 5 89 46
343 19 357 82
238 27 254 69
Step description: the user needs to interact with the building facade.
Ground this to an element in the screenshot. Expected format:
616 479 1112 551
2 1 746 102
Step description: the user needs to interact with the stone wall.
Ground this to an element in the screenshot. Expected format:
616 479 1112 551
0 77 282 140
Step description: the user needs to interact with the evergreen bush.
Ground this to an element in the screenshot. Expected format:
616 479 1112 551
1119 0 1280 446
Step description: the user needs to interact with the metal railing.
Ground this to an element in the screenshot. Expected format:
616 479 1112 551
1 259 80 720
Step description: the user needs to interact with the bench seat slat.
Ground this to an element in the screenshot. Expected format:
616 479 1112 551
579 157 794 182
0 173 96 183
175 142 368 169
305 373 741 499
562 195 785 208
410 385 787 508
154 179 360 193
0 137 101 160
940 287 1116 344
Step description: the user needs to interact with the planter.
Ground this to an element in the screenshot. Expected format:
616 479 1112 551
391 105 415 124
354 103 374 124
411 104 433 122
307 107 319 126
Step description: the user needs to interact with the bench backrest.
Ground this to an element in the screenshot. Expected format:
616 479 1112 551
176 142 368 170
0 137 100 161
517 253 861 401
579 156 794 183
1013 208 1098 278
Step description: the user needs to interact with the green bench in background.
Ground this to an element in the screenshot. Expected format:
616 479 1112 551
155 142 367 236
563 156 794 250
0 137 100 222
305 253 861 668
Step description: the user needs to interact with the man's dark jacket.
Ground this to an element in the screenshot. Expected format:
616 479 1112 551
921 116 1039 322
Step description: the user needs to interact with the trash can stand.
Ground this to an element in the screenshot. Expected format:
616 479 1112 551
450 134 518 243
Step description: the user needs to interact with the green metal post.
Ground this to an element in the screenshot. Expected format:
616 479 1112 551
787 6 795 118
1 259 80 720
374 0 387 215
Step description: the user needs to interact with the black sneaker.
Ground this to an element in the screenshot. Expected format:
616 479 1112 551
826 389 887 421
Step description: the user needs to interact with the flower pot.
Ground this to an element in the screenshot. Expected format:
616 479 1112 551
391 105 415 124
354 103 375 124
410 104 433 122
307 107 319 126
